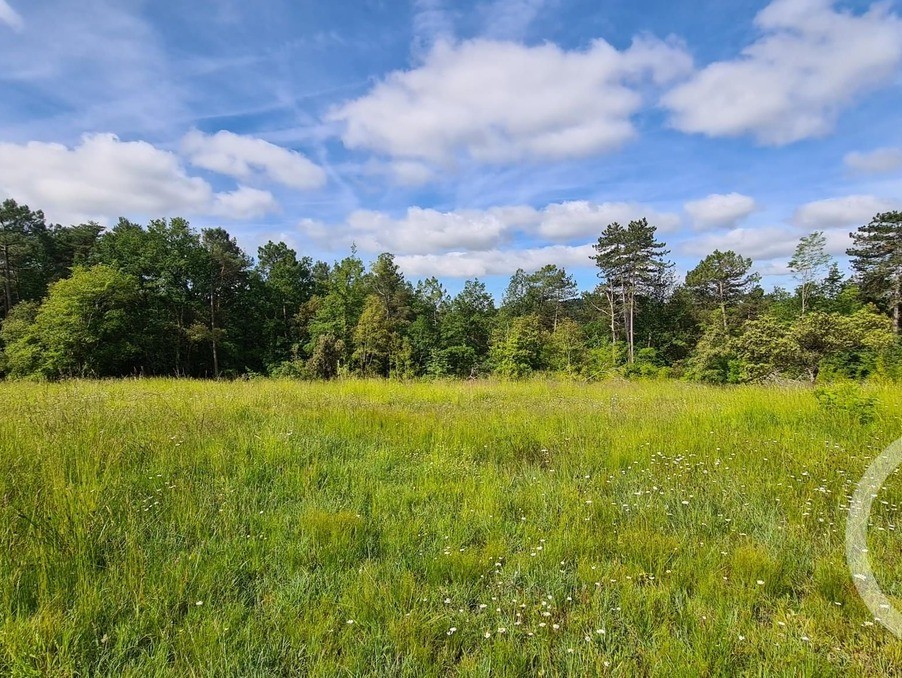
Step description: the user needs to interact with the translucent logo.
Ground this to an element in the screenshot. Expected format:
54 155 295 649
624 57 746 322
845 435 902 637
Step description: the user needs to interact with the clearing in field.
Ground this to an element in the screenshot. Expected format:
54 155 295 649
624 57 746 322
1 379 900 676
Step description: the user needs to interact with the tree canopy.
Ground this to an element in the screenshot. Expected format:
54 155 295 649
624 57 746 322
1 197 899 383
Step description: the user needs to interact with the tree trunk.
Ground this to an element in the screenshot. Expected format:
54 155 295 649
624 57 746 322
628 289 635 364
210 290 219 379
718 281 727 330
894 277 900 335
606 287 617 362
2 242 12 316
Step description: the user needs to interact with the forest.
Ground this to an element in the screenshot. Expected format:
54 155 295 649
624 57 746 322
1 197 900 382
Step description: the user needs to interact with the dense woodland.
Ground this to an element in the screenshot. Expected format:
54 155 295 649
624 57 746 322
0 197 900 382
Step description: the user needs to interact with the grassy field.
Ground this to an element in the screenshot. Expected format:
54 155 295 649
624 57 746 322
0 379 900 676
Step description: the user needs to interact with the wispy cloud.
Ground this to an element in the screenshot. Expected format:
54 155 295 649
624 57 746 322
0 0 23 31
479 0 550 40
0 0 187 140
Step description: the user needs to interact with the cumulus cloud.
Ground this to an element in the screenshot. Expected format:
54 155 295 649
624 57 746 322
662 0 902 144
298 200 678 255
395 244 596 277
349 207 514 254
844 147 902 174
210 186 279 219
535 201 680 239
684 193 756 230
680 226 802 260
0 134 278 223
682 224 855 261
0 0 23 31
181 130 325 190
329 36 692 163
792 194 900 229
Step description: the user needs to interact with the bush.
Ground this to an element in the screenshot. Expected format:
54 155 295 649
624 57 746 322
428 345 477 378
813 383 877 424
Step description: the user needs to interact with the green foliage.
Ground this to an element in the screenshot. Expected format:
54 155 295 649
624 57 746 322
4 265 140 378
620 347 669 379
848 211 902 334
813 382 877 423
547 317 586 374
685 319 740 383
307 333 345 379
789 231 832 314
352 294 394 376
0 198 52 317
2 195 902 386
501 264 577 329
685 249 760 330
428 345 478 377
489 314 546 377
592 219 672 363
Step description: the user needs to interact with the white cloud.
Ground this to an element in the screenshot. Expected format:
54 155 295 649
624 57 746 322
0 134 277 224
412 0 455 57
347 207 515 254
684 193 756 230
396 244 596 277
535 201 681 239
387 161 436 186
681 226 801 260
480 0 548 40
181 130 325 190
0 1 186 139
792 194 900 229
329 36 692 163
298 200 677 255
682 224 854 261
211 186 279 219
0 0 23 31
844 147 902 174
662 0 902 144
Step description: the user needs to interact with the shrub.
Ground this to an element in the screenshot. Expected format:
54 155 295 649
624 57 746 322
813 383 877 423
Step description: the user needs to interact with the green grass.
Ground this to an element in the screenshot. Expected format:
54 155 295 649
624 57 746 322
1 379 900 676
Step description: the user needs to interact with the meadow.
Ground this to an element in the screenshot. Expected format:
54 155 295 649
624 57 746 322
0 379 900 676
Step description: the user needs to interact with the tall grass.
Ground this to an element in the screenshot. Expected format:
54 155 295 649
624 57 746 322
0 379 900 676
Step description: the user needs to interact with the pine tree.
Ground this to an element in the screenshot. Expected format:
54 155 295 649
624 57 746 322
847 211 902 334
592 219 671 362
686 250 759 330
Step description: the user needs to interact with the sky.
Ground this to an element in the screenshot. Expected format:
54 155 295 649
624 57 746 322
1 0 901 296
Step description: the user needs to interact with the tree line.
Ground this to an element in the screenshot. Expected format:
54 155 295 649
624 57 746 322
1 197 900 382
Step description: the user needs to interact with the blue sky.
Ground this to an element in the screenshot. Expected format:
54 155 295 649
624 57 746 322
1 0 901 295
